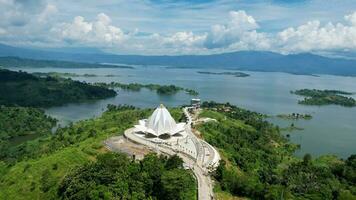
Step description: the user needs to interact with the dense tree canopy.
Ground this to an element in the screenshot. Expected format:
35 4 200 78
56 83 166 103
94 82 199 96
58 153 196 200
0 106 57 164
0 69 116 107
292 89 356 107
0 106 56 140
0 102 354 200
0 105 197 200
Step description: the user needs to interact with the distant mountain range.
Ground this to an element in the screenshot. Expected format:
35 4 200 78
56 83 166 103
0 57 133 69
1 43 356 76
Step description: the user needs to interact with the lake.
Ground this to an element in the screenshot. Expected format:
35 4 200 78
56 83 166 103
14 66 356 159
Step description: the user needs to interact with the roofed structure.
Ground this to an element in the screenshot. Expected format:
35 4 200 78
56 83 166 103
134 104 185 138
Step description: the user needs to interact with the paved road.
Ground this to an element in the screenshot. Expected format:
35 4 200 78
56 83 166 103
183 107 220 170
181 107 217 199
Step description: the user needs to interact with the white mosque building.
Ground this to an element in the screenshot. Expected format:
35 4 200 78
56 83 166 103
133 104 187 140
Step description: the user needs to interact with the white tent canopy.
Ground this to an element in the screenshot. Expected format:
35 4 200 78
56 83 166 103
134 104 185 137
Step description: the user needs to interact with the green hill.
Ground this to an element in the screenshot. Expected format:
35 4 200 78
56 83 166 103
198 102 356 200
0 103 354 200
0 106 57 140
0 69 116 107
0 105 196 200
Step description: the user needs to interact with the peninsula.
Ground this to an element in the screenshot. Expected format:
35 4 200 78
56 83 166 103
94 82 199 96
0 69 116 107
0 56 133 69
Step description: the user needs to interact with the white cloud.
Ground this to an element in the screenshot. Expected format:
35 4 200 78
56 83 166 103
276 11 356 53
57 16 92 40
228 10 259 31
0 0 47 27
157 10 356 54
162 31 206 47
345 11 356 26
203 10 270 50
52 13 127 46
0 0 356 56
56 10 354 55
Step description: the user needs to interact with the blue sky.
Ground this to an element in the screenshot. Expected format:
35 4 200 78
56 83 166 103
0 0 356 56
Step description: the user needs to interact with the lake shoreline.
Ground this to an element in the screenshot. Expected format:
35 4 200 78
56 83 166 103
6 66 356 159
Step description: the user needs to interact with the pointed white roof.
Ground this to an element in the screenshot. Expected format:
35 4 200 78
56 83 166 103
146 104 178 135
133 104 186 137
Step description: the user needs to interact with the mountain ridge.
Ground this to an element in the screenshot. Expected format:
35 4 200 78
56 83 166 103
1 43 356 76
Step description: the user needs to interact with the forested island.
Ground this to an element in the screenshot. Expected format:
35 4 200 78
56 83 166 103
0 56 133 69
94 82 199 96
0 69 116 107
197 71 250 77
292 89 356 107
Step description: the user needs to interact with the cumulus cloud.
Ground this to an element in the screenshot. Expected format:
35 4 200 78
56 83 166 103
203 10 270 50
345 12 356 26
228 10 259 31
162 31 206 47
276 11 356 53
0 0 46 27
46 10 356 55
1 1 356 56
0 0 61 47
52 13 127 46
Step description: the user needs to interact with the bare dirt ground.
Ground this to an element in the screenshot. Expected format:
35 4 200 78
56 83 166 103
104 136 152 160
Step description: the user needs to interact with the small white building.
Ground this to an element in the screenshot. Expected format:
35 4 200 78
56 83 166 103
191 98 201 108
134 104 186 139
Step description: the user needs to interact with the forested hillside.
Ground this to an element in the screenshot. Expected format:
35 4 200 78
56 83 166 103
58 153 196 199
1 101 354 199
0 69 116 107
0 106 57 140
198 102 356 199
0 105 196 200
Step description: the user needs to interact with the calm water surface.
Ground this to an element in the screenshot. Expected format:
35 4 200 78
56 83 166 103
15 66 356 158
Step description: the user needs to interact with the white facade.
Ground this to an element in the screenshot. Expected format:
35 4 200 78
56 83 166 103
134 104 185 138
